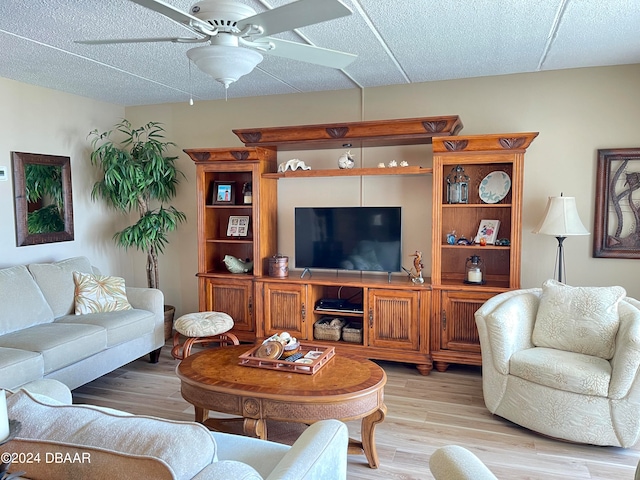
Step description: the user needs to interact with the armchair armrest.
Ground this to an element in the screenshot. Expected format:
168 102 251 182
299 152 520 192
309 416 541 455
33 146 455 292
609 299 640 399
429 445 498 480
475 289 540 374
266 420 348 480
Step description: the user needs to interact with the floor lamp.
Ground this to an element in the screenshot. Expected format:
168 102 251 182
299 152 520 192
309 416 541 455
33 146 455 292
532 194 589 284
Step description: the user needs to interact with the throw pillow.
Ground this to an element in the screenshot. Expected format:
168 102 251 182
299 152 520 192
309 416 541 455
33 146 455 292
532 279 626 359
73 271 133 315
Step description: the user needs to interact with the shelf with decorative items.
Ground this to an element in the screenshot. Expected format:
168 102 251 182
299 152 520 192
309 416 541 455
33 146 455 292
430 132 538 371
185 147 277 341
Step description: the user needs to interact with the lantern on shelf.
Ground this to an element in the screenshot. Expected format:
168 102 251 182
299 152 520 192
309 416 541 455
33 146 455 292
446 165 469 204
464 255 485 284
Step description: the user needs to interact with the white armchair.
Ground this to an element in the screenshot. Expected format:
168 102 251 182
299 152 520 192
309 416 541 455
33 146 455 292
475 280 640 447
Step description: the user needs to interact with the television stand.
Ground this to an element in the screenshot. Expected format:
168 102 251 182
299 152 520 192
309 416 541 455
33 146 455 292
255 271 433 375
300 267 312 279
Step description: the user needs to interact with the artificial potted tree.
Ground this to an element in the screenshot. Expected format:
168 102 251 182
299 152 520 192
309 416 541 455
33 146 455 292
88 119 186 339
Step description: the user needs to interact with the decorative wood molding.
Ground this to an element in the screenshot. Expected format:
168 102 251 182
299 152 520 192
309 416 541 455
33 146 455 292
443 140 469 151
184 147 276 164
433 132 539 153
422 120 448 133
231 151 250 161
499 137 526 149
326 127 349 138
233 116 463 150
239 132 262 144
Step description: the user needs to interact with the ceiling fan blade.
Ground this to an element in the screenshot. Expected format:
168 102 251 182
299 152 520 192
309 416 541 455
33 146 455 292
238 0 352 38
76 37 202 45
128 0 216 35
260 38 356 69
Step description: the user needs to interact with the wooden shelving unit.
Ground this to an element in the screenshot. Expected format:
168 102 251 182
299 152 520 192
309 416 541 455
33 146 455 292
187 117 538 374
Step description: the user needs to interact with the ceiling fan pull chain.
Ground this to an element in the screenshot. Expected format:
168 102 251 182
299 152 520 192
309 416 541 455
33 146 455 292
189 59 194 106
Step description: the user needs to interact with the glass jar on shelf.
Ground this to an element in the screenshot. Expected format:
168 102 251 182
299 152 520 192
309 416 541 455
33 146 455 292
464 255 485 284
446 165 469 204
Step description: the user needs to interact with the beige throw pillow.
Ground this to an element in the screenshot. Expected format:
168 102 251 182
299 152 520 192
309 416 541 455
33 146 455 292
73 271 133 315
532 279 626 359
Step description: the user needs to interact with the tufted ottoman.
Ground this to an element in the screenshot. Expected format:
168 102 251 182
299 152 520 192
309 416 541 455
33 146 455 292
171 311 240 360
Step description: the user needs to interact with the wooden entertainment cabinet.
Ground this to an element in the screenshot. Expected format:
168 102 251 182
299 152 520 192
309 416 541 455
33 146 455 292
185 117 537 375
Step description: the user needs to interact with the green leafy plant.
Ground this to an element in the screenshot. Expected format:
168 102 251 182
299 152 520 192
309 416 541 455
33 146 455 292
89 119 186 289
25 163 65 233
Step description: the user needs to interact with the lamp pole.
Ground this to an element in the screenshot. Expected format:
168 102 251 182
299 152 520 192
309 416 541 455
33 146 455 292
555 236 566 284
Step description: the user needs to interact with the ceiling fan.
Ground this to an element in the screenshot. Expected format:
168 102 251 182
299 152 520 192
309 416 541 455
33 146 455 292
77 0 357 90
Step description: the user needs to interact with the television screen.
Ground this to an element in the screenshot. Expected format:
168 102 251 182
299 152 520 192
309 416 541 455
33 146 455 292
294 207 402 273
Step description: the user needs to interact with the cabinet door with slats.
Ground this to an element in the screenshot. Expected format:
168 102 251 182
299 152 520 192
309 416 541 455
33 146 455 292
367 289 419 350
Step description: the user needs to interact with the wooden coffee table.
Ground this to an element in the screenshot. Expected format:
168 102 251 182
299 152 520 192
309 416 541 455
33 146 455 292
176 345 387 468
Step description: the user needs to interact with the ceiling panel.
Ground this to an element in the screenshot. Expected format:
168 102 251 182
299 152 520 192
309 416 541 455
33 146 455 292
0 0 637 106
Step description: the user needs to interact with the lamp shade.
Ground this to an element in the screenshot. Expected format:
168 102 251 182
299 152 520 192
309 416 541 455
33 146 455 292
187 45 263 89
532 195 589 236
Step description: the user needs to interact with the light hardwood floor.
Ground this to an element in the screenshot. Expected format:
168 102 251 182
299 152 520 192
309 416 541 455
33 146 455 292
72 343 640 479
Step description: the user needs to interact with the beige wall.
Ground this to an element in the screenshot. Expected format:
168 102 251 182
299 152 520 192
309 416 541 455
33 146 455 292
0 77 134 282
127 64 640 314
2 64 639 319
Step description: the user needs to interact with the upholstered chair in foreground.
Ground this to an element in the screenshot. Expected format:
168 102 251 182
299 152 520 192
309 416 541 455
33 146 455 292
475 280 640 447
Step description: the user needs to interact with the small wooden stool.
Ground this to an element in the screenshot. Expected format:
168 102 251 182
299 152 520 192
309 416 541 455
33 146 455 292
171 311 240 360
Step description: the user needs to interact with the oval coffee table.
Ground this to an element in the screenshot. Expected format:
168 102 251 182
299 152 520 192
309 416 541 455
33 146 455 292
176 345 387 468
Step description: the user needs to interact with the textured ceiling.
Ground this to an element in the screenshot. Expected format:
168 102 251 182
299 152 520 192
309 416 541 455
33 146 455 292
0 0 639 106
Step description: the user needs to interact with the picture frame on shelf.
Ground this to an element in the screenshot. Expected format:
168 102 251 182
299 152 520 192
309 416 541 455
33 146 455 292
594 148 640 258
475 219 500 245
213 181 235 205
227 215 249 237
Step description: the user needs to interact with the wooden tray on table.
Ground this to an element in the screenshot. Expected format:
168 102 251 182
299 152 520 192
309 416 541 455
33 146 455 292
238 342 335 375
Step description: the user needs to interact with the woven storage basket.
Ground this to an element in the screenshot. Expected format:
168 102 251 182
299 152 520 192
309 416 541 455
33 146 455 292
342 321 363 343
313 316 346 341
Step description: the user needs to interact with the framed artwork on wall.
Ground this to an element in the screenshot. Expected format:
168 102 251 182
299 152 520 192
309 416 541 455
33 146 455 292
594 148 640 258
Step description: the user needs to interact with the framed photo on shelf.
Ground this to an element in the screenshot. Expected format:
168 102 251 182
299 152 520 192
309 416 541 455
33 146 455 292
227 215 249 237
213 181 235 205
475 219 500 245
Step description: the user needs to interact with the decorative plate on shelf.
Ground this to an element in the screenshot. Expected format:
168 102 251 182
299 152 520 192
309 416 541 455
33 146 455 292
479 171 511 203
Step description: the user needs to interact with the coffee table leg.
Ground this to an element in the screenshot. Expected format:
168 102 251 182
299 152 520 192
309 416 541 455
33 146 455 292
360 403 387 468
194 406 209 423
243 417 267 440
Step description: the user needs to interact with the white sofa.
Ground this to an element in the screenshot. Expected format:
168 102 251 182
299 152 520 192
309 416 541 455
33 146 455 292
3 381 348 480
475 280 640 447
0 256 164 390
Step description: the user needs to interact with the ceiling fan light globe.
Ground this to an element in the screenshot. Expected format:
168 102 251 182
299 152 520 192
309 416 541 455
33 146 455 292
187 45 263 87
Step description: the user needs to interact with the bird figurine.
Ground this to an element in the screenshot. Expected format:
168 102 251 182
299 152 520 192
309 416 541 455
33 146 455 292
337 150 355 169
223 255 253 274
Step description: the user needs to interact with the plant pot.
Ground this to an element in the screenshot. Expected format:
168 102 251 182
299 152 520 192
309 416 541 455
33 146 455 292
164 305 176 341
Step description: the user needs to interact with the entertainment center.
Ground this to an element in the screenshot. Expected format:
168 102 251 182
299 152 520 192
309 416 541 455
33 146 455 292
185 116 537 374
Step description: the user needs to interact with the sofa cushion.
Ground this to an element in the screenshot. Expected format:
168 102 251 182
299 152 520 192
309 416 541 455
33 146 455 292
0 265 54 336
73 272 133 315
0 347 44 390
28 256 93 318
510 347 611 396
7 389 218 480
532 280 626 359
0 323 106 374
55 309 155 347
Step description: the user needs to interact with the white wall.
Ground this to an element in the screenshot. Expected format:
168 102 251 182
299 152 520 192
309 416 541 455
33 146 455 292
0 77 135 283
2 64 639 320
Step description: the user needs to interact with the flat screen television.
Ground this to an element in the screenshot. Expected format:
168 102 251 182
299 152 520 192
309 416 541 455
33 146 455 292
294 207 402 273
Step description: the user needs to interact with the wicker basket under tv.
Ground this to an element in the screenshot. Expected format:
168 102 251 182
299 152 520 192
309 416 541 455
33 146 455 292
342 321 363 343
313 316 346 341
